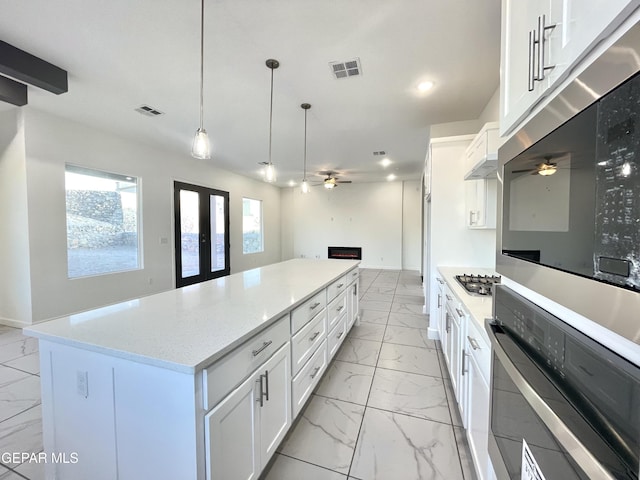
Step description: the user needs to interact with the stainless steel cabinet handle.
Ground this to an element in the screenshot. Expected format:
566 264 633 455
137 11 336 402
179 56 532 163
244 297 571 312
537 14 556 81
437 294 441 308
436 278 444 284
445 294 452 301
455 308 464 318
309 331 320 342
310 366 321 379
352 271 358 277
252 340 272 356
445 312 451 333
462 349 469 376
467 336 480 350
469 210 475 226
264 370 269 402
528 29 535 91
310 302 321 310
336 305 344 312
337 283 344 288
337 331 344 339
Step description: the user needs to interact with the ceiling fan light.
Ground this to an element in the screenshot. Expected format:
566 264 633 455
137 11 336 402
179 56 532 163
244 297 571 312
191 128 211 159
324 181 335 189
537 164 557 176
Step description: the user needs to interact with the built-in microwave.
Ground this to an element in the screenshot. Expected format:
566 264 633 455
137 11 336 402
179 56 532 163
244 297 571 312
497 21 640 347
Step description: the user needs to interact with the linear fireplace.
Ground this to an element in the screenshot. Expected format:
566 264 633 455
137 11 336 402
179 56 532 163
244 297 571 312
328 246 362 260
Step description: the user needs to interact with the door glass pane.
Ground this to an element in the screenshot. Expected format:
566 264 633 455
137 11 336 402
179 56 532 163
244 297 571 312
211 194 226 272
180 190 200 277
242 198 263 254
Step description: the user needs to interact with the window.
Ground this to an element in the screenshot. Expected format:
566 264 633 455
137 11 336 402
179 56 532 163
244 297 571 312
65 165 140 278
242 198 263 254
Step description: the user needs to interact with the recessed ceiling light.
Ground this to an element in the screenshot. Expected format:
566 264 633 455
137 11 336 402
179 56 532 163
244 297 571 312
387 174 396 181
418 81 434 92
288 180 296 187
380 158 392 168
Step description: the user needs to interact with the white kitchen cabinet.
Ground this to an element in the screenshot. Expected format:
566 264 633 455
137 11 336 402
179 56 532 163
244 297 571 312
444 297 464 406
465 179 497 229
436 277 447 344
463 122 499 180
205 343 291 480
347 270 360 330
500 0 640 136
463 322 492 480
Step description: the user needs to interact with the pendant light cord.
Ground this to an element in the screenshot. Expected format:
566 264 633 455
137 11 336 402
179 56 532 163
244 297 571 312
268 66 274 166
199 0 205 129
303 108 307 181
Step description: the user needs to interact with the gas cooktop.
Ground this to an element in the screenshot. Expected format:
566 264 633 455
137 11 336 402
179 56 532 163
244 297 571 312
455 274 501 296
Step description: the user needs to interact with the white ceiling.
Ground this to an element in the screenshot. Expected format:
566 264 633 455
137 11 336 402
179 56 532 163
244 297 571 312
0 0 501 187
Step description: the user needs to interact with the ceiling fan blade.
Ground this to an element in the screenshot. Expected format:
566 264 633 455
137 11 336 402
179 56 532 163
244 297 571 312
337 180 352 183
511 169 535 173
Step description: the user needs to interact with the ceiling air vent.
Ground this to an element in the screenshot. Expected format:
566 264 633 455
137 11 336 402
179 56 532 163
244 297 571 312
373 151 386 156
329 58 362 79
135 104 164 117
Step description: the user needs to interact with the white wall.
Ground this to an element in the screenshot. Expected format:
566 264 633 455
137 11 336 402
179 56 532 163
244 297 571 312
0 109 33 325
402 180 421 271
284 181 420 270
6 109 282 325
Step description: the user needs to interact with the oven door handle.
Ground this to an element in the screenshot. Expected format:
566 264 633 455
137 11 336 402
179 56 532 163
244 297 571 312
485 322 616 480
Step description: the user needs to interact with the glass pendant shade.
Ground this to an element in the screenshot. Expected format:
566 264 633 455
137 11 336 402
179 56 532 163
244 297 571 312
324 181 335 189
301 179 310 193
192 128 211 159
264 163 276 183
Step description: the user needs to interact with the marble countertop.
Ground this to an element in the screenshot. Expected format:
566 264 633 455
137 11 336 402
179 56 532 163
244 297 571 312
25 259 359 374
437 266 496 342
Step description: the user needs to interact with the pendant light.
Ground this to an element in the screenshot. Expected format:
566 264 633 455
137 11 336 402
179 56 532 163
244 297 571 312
264 59 279 183
300 103 311 194
191 0 211 159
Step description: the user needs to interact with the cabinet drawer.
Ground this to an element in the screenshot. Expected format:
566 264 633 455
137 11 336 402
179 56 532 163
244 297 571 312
466 318 491 384
291 290 327 334
327 314 347 361
327 291 347 331
347 268 360 284
291 310 327 376
292 339 327 418
203 316 289 411
327 275 347 302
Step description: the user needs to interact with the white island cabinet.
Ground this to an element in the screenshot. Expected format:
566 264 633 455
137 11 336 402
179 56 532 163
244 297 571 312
25 259 359 480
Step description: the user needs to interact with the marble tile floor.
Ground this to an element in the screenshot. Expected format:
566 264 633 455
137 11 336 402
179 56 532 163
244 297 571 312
262 268 477 480
0 326 44 480
0 269 475 480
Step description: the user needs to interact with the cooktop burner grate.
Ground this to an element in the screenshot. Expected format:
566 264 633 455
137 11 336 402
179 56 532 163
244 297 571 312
455 274 501 296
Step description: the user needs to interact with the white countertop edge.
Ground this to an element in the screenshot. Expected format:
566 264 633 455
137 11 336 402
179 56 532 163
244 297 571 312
25 259 360 374
437 265 496 342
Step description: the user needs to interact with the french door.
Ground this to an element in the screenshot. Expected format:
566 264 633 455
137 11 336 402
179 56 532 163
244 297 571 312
174 181 230 287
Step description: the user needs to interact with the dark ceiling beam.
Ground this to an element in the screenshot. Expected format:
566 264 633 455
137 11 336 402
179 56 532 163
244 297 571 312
0 40 68 95
0 75 27 106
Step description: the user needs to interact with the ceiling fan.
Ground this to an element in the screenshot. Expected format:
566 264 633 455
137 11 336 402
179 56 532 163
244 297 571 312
511 154 569 176
313 171 352 189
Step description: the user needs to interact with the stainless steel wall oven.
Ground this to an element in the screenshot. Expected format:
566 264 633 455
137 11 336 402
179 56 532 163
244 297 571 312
487 285 640 479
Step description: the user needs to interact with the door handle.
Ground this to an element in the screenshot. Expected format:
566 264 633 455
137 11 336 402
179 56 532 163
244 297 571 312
537 14 556 81
467 336 480 350
528 29 535 91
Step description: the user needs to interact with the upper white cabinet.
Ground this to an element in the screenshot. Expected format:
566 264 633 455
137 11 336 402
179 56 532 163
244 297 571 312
500 0 640 135
464 123 499 229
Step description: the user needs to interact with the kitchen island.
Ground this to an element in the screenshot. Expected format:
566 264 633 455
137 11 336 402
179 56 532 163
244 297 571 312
25 258 360 480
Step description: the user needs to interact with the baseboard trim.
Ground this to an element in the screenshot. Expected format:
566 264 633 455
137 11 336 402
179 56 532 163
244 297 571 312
0 316 31 328
427 326 441 341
